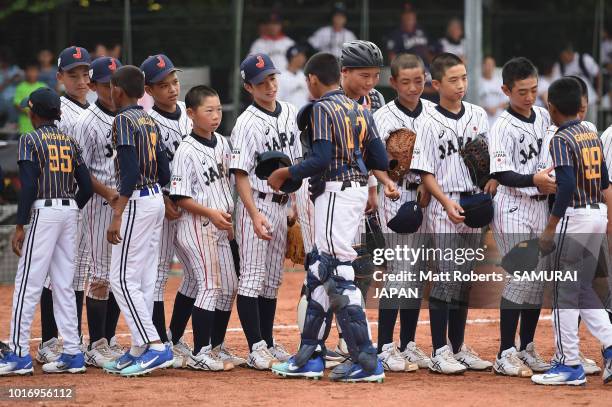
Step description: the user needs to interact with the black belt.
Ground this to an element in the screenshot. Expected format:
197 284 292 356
575 203 600 209
530 195 547 201
44 199 71 207
405 181 419 191
258 191 289 205
341 180 367 190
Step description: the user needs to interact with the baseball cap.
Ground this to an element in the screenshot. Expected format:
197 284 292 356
89 57 122 83
140 54 181 85
386 201 423 234
240 53 280 85
57 46 91 72
286 45 306 62
24 88 61 120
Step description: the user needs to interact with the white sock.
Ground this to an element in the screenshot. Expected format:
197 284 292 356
129 345 146 357
149 343 165 351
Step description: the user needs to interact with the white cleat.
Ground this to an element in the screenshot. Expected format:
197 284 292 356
108 336 125 359
516 342 551 373
399 341 431 369
171 338 193 369
36 338 62 364
493 347 533 377
454 343 493 371
247 340 278 370
428 345 467 375
187 345 233 371
85 338 116 368
378 342 418 372
213 343 247 367
579 352 601 375
268 341 291 363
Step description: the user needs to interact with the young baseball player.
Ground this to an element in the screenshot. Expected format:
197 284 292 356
140 54 195 367
38 46 92 364
267 51 399 382
230 53 299 369
410 53 494 374
169 85 242 370
102 65 173 377
0 88 93 375
373 53 435 372
72 56 125 367
489 57 556 377
532 77 612 386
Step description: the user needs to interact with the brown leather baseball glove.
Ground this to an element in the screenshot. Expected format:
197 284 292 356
386 128 417 182
286 221 305 265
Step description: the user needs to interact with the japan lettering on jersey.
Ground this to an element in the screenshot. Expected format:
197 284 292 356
148 101 192 162
72 100 116 187
56 95 90 137
230 101 301 193
18 124 84 199
410 102 489 193
489 106 551 197
170 133 234 214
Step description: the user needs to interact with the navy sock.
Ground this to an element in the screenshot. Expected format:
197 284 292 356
429 298 448 352
211 309 232 348
399 306 421 350
192 307 215 354
519 307 541 351
499 298 521 357
236 295 261 350
105 292 120 341
152 301 169 343
169 292 195 344
377 307 398 353
258 296 277 348
86 297 107 343
448 301 468 354
75 290 84 338
40 287 58 342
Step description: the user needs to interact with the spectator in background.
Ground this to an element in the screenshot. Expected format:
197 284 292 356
92 43 108 59
479 56 506 127
249 12 295 70
600 26 612 109
0 47 23 129
109 43 122 60
37 49 58 90
277 45 310 109
535 60 554 108
437 17 465 61
308 2 357 58
386 5 429 64
13 62 45 135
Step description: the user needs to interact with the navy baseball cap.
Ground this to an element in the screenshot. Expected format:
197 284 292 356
460 193 494 228
90 57 122 83
387 201 423 234
25 88 61 120
57 46 91 72
240 53 280 85
140 54 181 85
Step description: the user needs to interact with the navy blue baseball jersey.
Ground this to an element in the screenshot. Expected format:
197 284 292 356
112 105 162 189
18 124 84 199
551 120 606 207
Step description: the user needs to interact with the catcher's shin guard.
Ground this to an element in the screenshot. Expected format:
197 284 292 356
295 298 331 367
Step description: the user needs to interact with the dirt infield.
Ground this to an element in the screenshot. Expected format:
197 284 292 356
0 270 610 407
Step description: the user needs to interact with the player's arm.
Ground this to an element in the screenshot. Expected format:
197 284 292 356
13 134 39 256
363 110 398 200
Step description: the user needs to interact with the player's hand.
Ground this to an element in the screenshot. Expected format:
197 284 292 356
253 212 272 241
11 226 25 257
164 196 181 220
107 214 123 245
416 184 431 208
365 186 378 214
267 167 290 192
534 167 556 195
483 179 499 195
383 181 400 201
209 210 233 231
538 228 556 256
443 199 465 224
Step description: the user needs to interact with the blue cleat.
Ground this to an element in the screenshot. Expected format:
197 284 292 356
42 352 86 374
329 359 385 383
531 362 586 386
103 351 137 374
603 346 612 384
0 352 34 376
272 355 324 380
120 345 173 377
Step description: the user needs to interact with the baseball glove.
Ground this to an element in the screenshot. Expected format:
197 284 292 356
286 222 305 265
460 134 491 190
386 128 417 182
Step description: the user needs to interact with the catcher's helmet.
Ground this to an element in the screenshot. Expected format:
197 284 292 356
459 193 493 228
340 40 384 68
254 151 301 193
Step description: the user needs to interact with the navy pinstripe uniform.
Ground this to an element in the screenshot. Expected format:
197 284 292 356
8 125 89 358
547 120 612 366
108 105 167 347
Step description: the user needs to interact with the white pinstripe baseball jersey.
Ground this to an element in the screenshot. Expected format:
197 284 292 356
489 106 551 197
57 95 89 136
148 101 193 163
410 101 489 193
230 101 302 193
601 125 612 182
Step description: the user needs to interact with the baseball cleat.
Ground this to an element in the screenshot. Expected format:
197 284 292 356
329 359 385 383
85 338 116 368
171 338 193 369
36 337 62 364
120 345 174 377
378 342 418 372
531 362 586 386
42 352 86 374
103 351 137 374
0 341 10 358
399 341 431 369
517 343 551 373
268 341 291 363
324 347 349 369
0 352 34 376
108 336 126 359
188 345 233 371
579 352 601 375
247 340 278 370
454 343 493 371
271 355 324 380
493 347 532 377
603 346 612 384
213 343 247 367
428 345 467 375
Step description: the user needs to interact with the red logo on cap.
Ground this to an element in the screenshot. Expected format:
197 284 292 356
73 47 82 59
108 58 117 71
156 56 166 68
256 55 265 69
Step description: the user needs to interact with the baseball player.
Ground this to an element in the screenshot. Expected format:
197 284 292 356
230 53 300 369
373 53 435 372
72 56 125 367
267 51 399 382
410 53 494 374
169 85 242 370
102 66 173 377
489 57 556 377
0 88 93 376
140 54 195 367
532 77 612 386
38 46 92 364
